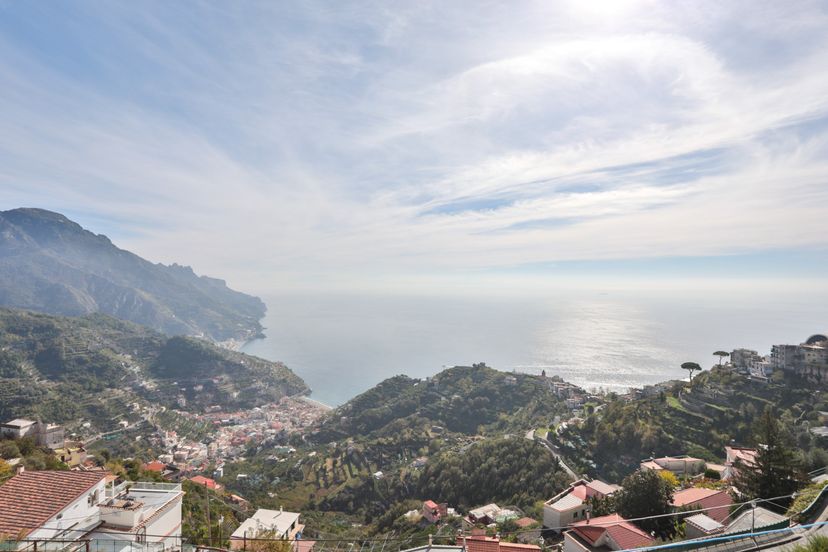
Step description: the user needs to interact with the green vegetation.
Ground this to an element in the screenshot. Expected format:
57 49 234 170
789 536 828 552
681 362 701 382
216 366 575 539
568 367 825 481
417 438 570 510
617 469 676 538
788 481 828 520
735 406 803 506
0 436 68 472
315 365 570 442
0 307 308 431
182 480 244 547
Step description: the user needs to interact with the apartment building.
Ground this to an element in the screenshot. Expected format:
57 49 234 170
0 470 183 551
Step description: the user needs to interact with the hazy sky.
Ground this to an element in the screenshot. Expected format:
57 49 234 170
1 1 827 295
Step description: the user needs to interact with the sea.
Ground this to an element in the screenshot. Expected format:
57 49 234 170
240 288 826 406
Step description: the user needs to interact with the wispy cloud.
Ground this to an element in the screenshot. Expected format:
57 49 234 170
0 0 826 293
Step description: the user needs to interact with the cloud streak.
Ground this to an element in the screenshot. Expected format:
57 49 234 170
0 0 826 293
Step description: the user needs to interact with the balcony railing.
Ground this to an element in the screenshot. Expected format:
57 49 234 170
0 539 180 552
128 482 182 493
104 481 182 500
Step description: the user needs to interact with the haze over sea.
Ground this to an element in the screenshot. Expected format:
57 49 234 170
242 287 826 406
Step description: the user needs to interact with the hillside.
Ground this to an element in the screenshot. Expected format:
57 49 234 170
0 308 308 432
0 208 265 341
217 364 573 536
313 363 571 442
559 366 826 481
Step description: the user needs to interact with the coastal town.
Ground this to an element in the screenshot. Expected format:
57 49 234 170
1 333 827 552
1 2 825 551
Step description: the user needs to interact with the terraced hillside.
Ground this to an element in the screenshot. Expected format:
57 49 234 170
0 308 308 433
561 366 822 481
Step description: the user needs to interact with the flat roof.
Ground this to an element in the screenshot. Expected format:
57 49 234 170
685 513 723 533
1 419 36 428
549 493 583 512
232 509 301 539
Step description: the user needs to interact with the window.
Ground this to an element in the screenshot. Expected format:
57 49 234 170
88 490 99 506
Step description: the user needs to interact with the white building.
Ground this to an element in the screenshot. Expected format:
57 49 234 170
543 479 621 533
87 481 184 550
230 508 304 550
563 514 654 552
639 455 706 476
0 419 64 449
770 335 828 378
730 349 763 373
0 470 182 551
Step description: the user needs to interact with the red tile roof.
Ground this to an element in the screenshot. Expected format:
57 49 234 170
189 475 219 489
605 524 655 550
424 500 439 509
499 543 541 552
514 517 537 528
144 461 165 472
570 514 654 550
466 536 500 552
465 536 540 552
0 470 106 538
672 488 733 523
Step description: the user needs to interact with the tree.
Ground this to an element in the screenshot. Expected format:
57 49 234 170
713 351 730 366
246 531 293 552
16 437 35 457
681 362 702 382
657 470 679 489
735 407 803 506
618 469 675 538
587 493 619 517
0 441 20 460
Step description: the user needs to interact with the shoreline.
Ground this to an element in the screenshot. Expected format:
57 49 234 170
298 395 333 411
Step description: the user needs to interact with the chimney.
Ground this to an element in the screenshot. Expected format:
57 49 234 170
586 511 590 524
280 505 283 514
16 464 25 475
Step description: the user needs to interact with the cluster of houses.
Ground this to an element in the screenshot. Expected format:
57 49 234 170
731 333 828 381
1 417 92 469
0 468 184 551
0 465 313 552
0 416 315 552
541 446 789 552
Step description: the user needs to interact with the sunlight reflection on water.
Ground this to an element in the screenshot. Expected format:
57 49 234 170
241 289 826 405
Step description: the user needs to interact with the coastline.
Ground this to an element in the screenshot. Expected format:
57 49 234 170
298 395 333 411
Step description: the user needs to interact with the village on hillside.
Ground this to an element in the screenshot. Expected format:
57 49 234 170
0 333 827 552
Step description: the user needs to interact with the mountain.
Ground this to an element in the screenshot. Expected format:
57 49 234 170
0 208 265 341
312 363 571 441
216 364 574 534
0 307 308 431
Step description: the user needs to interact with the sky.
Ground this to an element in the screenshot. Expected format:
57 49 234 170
1 0 827 296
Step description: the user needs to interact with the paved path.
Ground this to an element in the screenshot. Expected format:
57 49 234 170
534 434 579 481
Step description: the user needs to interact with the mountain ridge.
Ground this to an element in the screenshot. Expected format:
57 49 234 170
0 306 308 431
0 207 265 341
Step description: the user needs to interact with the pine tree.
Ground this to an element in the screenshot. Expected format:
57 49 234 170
618 469 675 537
735 406 803 506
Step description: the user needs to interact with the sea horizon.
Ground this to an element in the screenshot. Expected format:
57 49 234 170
240 286 827 406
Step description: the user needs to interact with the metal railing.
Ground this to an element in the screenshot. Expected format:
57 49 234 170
0 539 179 552
128 482 182 493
